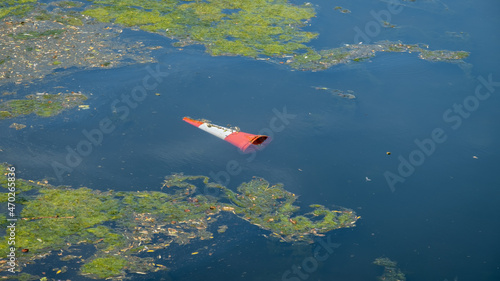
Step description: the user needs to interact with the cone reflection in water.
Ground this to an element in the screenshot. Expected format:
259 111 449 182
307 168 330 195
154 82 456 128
183 117 270 152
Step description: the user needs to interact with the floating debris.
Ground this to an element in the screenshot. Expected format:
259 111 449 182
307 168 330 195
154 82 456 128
53 265 68 274
0 7 155 86
183 117 270 153
0 164 359 278
0 91 87 119
9 122 26 130
60 254 81 261
382 21 397 28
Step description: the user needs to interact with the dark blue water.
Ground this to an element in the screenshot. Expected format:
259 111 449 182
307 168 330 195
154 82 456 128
1 0 499 280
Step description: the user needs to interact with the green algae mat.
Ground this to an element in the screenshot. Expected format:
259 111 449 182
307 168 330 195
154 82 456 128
0 0 469 87
0 164 359 278
81 0 468 68
0 92 88 120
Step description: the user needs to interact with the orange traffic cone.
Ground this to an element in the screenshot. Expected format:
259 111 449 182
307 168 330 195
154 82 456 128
183 117 269 152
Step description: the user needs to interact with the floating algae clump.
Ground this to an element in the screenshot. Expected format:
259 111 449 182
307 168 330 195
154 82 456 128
334 6 351 14
0 0 36 20
418 49 470 61
16 187 122 253
81 255 128 279
373 257 406 281
0 165 359 278
0 92 87 120
83 0 317 58
286 41 469 71
9 122 26 130
81 0 469 70
162 174 359 242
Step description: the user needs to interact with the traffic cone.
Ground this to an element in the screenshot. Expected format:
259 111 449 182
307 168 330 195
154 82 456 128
183 117 269 152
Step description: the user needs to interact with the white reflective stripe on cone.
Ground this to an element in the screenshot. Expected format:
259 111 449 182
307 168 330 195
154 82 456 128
198 123 235 140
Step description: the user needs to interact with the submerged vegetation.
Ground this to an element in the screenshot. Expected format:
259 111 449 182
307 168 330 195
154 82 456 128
0 164 359 278
312 86 356 99
0 91 87 119
374 257 406 281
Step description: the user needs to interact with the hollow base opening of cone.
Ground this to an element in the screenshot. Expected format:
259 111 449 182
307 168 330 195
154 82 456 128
250 136 268 145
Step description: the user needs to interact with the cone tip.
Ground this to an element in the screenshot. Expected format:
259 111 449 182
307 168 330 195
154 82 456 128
183 117 204 127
